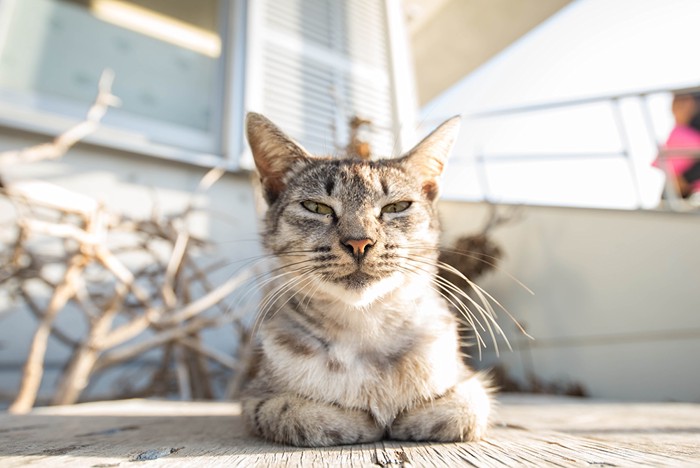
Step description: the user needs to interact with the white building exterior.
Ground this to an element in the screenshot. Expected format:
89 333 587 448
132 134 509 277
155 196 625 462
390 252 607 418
0 0 417 403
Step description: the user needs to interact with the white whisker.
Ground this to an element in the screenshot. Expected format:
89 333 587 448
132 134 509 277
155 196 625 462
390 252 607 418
405 242 534 295
394 264 487 355
250 266 318 338
225 256 318 317
397 252 518 354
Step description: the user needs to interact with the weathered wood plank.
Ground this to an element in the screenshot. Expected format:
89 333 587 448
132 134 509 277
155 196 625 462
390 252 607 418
1 395 697 467
497 393 700 461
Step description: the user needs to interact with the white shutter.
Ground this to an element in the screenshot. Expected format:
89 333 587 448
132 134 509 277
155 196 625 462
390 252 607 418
242 0 414 166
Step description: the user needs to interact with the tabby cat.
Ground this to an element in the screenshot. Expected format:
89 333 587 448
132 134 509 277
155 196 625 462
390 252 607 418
241 112 491 447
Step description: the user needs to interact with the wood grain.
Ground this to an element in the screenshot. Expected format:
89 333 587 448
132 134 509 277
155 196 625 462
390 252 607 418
1 394 697 466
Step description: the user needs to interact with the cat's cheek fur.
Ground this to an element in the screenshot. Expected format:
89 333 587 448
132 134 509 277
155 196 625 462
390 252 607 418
269 217 332 254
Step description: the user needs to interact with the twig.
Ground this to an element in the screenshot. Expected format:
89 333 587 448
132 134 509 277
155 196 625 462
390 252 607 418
93 316 221 373
179 336 240 370
162 226 189 308
94 246 155 310
173 345 192 400
157 267 254 326
0 69 121 167
52 284 127 405
19 286 80 349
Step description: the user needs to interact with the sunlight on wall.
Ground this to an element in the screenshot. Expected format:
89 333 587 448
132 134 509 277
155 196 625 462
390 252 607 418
92 0 221 58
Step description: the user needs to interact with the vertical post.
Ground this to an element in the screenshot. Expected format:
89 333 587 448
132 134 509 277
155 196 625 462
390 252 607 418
611 97 644 209
475 149 492 203
384 0 419 156
238 0 266 170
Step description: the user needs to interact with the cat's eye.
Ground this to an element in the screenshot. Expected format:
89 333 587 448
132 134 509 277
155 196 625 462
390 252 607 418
381 201 412 214
302 200 334 215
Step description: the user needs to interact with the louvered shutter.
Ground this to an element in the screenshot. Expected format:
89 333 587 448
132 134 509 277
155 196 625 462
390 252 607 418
241 0 415 167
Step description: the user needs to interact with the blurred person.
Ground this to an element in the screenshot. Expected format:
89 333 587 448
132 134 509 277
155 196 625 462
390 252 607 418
655 92 700 198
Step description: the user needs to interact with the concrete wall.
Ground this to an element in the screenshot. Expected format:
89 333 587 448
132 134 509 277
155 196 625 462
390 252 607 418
0 128 263 402
439 201 700 402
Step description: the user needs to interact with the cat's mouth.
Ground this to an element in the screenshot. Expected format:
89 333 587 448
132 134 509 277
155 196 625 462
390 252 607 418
316 264 404 306
335 271 377 289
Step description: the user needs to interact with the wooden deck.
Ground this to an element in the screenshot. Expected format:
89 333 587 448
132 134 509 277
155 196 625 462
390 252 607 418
2 394 698 466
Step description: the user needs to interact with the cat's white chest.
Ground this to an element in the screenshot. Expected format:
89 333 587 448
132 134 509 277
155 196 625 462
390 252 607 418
264 293 462 426
294 325 460 426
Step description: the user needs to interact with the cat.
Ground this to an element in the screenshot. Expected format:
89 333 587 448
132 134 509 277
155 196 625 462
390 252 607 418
241 112 491 447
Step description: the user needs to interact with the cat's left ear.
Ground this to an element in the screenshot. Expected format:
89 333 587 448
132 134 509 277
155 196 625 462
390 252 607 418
399 116 461 201
246 112 313 204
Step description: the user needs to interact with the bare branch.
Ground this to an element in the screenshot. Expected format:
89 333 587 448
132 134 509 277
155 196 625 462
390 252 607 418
93 316 221 372
0 70 256 409
9 254 88 414
179 336 240 370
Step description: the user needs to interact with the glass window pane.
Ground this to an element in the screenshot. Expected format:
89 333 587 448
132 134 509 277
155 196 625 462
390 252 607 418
0 0 222 152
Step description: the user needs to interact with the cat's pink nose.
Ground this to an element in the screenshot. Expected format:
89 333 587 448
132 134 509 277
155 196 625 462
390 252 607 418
343 238 375 258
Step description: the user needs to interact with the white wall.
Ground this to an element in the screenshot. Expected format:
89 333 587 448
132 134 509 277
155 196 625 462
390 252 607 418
0 128 263 402
439 201 700 402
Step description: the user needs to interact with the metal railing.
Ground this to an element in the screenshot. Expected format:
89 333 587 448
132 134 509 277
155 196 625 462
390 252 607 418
430 84 700 212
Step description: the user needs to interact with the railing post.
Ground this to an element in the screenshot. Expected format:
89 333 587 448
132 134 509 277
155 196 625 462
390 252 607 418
610 97 644 209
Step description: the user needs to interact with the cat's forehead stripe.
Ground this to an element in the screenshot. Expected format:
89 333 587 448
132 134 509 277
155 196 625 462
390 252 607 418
381 178 390 196
325 177 335 196
290 158 412 202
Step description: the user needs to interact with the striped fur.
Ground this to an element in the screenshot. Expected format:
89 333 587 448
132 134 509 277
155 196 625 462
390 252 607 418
241 113 491 447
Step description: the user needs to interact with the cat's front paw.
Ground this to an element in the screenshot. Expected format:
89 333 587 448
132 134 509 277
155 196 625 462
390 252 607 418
243 394 384 447
389 374 491 442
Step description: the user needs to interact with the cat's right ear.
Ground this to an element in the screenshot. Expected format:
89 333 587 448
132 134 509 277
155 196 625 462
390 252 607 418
399 116 461 202
246 112 312 204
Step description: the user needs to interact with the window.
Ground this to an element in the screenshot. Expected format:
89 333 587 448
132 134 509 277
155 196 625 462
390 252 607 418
0 0 226 158
0 0 415 168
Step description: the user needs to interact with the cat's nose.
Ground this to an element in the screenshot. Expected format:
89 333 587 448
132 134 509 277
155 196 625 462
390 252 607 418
342 238 375 259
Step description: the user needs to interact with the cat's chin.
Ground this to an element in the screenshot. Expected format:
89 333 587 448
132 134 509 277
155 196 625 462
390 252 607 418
318 272 404 308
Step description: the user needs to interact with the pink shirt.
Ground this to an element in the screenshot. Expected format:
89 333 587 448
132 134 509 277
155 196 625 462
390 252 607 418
657 125 700 192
